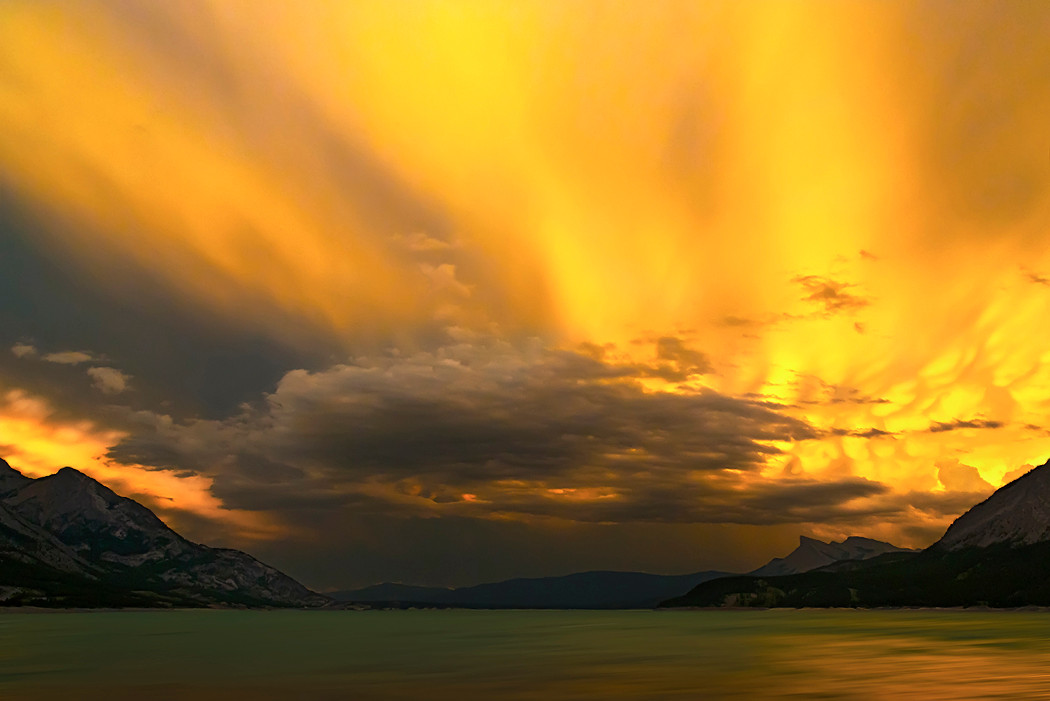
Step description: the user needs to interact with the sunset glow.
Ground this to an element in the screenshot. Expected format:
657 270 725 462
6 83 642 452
1 0 1048 588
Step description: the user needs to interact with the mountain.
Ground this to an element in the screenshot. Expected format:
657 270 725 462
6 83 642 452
0 459 329 608
331 569 733 609
331 536 910 609
748 536 912 577
934 461 1050 550
662 460 1050 609
0 459 31 492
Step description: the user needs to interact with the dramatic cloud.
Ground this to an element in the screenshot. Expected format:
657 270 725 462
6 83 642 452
937 459 994 493
793 276 869 315
831 428 895 439
928 419 1004 433
107 337 858 526
2 1 1050 587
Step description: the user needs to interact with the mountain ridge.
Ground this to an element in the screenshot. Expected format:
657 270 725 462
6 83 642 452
748 535 912 577
0 458 329 608
934 460 1049 550
662 459 1050 608
331 535 910 608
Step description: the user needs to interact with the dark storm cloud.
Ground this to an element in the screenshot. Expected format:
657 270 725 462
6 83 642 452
927 419 1004 433
584 336 712 382
469 475 888 525
0 200 341 420
261 339 809 481
830 427 895 439
719 315 759 327
652 336 713 379
792 275 870 315
105 336 880 527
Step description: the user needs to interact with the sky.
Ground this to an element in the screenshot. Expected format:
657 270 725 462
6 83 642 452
1 0 1049 590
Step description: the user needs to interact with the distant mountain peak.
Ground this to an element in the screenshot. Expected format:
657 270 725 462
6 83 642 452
54 466 90 479
749 535 912 577
934 459 1050 551
665 463 1050 609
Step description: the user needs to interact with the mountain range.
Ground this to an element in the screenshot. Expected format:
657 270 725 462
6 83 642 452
663 459 1050 608
0 459 329 608
330 534 907 608
9 454 895 610
12 451 1044 610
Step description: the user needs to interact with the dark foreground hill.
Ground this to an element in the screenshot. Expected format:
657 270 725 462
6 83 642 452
663 460 1050 608
0 459 329 608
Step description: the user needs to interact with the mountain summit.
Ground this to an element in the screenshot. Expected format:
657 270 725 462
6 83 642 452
0 458 329 608
749 536 911 577
934 460 1050 550
0 458 31 493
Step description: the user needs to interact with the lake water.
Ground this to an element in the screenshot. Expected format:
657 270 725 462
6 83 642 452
3 608 1050 699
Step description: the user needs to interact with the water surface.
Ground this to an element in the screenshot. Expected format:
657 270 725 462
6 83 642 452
2 608 1050 699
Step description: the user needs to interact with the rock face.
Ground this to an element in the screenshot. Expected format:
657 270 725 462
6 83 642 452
934 460 1050 550
0 458 329 608
749 536 912 577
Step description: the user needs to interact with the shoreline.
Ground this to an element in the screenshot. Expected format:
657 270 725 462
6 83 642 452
5 604 1050 614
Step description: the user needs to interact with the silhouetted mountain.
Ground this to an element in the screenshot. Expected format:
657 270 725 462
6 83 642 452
749 536 912 577
0 459 31 493
663 460 1050 608
332 569 733 609
0 459 329 608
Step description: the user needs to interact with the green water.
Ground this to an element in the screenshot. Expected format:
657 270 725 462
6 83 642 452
2 609 1050 700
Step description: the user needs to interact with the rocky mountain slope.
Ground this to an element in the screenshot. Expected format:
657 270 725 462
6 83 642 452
749 536 912 577
664 460 1050 608
0 459 328 608
934 460 1050 550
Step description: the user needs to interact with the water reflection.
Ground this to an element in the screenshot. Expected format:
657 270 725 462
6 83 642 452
2 609 1050 700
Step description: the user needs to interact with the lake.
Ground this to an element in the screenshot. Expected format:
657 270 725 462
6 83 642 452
3 608 1050 699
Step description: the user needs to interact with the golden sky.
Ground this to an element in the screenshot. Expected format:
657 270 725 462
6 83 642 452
1 0 1048 587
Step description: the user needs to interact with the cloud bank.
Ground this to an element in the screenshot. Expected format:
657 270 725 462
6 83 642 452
106 336 897 528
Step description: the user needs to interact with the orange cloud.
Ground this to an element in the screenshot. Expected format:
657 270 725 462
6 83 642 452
1 1 1049 549
0 386 278 541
